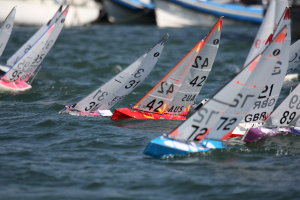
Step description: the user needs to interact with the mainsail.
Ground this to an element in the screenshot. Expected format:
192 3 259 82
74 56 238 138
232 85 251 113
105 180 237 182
6 5 62 67
1 6 68 84
67 34 168 114
239 7 291 126
168 26 288 141
243 0 287 67
0 7 16 57
265 84 300 127
133 18 223 116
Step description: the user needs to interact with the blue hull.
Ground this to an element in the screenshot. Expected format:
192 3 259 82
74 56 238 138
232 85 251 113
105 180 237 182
144 136 225 158
112 0 154 11
168 0 263 23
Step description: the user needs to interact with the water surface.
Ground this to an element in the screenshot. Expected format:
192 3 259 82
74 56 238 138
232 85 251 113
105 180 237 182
0 24 299 199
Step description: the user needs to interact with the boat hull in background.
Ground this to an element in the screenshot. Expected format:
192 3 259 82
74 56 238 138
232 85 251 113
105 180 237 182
0 0 100 27
103 0 155 24
154 0 263 27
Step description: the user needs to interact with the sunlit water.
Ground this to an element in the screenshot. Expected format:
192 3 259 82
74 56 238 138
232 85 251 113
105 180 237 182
0 24 299 199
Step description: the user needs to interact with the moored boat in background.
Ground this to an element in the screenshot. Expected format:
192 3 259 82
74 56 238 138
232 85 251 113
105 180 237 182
102 0 155 24
153 0 263 28
0 0 100 27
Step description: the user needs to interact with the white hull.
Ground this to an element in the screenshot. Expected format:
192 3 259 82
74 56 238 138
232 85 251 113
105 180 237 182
155 0 215 27
0 0 100 27
154 0 262 28
103 0 155 24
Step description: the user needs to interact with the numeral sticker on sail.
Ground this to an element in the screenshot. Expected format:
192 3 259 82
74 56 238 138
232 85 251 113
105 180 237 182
192 56 209 69
157 82 174 95
146 99 164 112
189 76 207 87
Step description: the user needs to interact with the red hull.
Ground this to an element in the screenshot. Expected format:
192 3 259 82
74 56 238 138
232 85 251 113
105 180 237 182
111 108 187 120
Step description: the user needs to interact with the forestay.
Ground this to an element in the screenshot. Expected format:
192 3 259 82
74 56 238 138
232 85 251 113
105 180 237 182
71 34 169 113
168 26 288 141
2 6 68 83
0 7 16 57
243 0 287 67
6 6 62 67
265 84 300 127
133 18 223 115
240 7 291 125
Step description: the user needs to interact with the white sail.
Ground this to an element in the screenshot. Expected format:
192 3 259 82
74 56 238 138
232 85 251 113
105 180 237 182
133 18 222 115
6 5 62 67
2 6 68 83
244 0 288 67
288 39 300 71
265 84 300 127
70 34 169 113
165 18 222 115
168 26 288 141
28 6 68 83
0 7 16 57
240 8 291 125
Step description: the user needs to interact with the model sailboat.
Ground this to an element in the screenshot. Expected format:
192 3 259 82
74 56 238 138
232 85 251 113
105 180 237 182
112 17 223 120
0 5 67 92
0 7 16 57
231 1 291 137
144 26 288 158
244 83 300 142
59 34 168 117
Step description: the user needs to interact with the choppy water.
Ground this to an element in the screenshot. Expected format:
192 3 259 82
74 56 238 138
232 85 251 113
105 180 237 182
0 24 299 199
